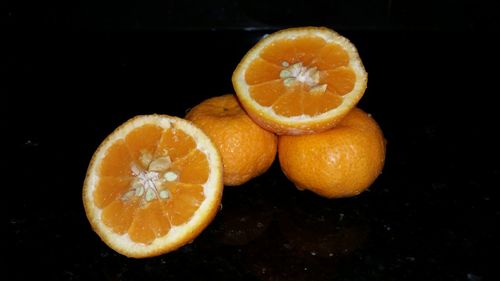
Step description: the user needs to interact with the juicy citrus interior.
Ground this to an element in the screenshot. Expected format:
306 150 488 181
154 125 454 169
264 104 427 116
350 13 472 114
246 37 354 117
83 115 223 258
233 27 367 135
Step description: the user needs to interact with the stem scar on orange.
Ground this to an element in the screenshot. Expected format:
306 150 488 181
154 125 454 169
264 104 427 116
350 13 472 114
233 26 368 135
82 115 223 258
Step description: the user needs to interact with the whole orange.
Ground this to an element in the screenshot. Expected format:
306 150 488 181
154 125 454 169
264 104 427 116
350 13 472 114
186 94 278 186
278 108 386 198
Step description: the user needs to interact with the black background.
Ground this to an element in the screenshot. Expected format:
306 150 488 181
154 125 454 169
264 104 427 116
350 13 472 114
4 1 500 280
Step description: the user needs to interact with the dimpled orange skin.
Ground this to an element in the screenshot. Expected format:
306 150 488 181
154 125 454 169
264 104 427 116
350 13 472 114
186 95 278 186
278 108 386 198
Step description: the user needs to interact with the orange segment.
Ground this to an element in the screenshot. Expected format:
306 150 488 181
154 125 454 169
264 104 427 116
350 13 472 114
163 182 205 226
101 199 138 235
171 149 209 184
124 124 164 169
93 177 132 209
156 127 196 162
321 66 356 95
99 140 134 177
302 91 343 116
260 36 326 66
128 207 156 245
128 200 171 244
312 43 349 70
245 58 282 85
271 90 305 117
145 201 171 238
250 80 285 107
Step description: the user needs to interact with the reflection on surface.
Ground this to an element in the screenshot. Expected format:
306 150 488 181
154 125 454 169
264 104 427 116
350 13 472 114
205 172 370 281
212 202 273 246
277 208 369 259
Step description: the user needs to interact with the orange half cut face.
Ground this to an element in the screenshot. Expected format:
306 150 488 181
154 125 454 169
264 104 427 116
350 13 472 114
233 27 367 135
83 115 223 258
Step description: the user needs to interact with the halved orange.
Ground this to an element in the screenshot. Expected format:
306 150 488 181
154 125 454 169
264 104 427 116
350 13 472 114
82 115 223 258
233 27 368 135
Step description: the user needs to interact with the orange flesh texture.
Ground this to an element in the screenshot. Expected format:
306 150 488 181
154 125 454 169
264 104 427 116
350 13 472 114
94 124 208 244
246 36 355 117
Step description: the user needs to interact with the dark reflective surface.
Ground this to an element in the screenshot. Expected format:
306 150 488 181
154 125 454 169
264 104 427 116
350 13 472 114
5 29 500 280
6 0 499 31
